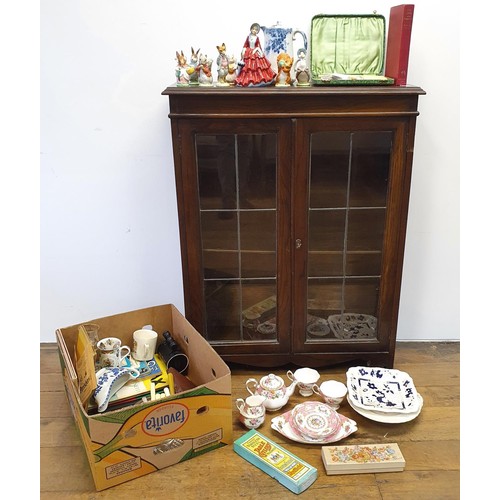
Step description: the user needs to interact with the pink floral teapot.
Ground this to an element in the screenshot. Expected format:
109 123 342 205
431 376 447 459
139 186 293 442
246 373 297 411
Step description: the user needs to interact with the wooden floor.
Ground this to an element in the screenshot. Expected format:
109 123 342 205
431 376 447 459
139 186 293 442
40 342 460 499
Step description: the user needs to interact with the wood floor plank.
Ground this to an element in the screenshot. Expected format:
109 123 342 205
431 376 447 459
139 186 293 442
416 385 460 407
40 417 82 447
40 344 62 373
398 441 459 471
376 470 460 499
40 391 73 418
41 372 65 392
393 341 460 364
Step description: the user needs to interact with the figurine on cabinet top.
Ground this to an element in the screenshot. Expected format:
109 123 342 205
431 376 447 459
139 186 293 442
188 47 201 86
175 50 190 86
235 22 276 87
293 48 311 87
198 54 214 86
225 54 238 86
275 52 293 86
216 43 230 86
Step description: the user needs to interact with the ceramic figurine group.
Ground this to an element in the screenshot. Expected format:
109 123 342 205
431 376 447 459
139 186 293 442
175 22 311 88
175 48 213 87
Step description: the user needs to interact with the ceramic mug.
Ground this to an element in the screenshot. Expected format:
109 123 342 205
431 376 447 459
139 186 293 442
97 337 130 368
287 367 320 397
132 329 158 361
236 394 266 429
312 380 348 410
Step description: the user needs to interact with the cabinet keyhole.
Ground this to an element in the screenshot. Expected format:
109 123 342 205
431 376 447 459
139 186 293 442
295 239 302 249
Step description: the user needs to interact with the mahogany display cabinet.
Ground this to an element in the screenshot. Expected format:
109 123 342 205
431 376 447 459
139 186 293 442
162 84 425 368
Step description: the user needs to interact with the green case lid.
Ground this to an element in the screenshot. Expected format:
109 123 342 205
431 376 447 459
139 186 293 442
310 14 393 85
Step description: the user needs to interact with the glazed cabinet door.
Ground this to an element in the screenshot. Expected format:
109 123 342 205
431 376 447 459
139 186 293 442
292 117 411 361
173 118 293 359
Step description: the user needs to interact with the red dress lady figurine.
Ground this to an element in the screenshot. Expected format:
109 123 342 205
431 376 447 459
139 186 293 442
236 23 276 87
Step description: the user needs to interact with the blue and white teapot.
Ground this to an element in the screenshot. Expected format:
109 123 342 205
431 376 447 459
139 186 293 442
260 21 307 77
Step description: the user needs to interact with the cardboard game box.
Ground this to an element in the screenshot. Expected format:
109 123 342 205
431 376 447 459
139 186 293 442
56 304 233 491
234 429 318 494
321 443 405 475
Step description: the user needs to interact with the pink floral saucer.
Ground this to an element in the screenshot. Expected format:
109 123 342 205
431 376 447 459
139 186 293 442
291 401 341 440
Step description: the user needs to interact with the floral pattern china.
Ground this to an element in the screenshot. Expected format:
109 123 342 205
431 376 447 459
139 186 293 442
271 408 357 445
346 366 420 413
291 402 341 440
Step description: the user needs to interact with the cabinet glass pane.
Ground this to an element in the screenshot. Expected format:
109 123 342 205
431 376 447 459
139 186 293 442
196 133 277 343
308 209 345 277
309 132 350 208
306 131 392 341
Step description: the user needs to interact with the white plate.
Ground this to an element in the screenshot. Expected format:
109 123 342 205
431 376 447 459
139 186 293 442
347 393 423 424
271 408 357 444
346 366 420 413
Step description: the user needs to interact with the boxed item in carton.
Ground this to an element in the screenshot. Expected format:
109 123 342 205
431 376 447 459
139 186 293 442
56 304 233 491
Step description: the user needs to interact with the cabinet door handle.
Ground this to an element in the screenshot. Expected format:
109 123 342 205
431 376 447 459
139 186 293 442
295 239 302 249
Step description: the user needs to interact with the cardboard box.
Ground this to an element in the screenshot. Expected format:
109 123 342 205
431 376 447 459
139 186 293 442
321 443 405 475
233 430 318 494
56 304 233 491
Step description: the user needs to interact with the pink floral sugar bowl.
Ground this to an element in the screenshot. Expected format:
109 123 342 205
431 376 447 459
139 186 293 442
291 401 342 441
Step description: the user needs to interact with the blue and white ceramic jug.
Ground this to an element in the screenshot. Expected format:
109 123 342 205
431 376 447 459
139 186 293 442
260 22 307 76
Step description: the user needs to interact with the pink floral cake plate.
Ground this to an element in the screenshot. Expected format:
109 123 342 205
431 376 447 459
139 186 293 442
271 407 357 444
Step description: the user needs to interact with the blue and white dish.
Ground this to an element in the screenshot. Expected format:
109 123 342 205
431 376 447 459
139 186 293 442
346 366 421 414
94 367 140 413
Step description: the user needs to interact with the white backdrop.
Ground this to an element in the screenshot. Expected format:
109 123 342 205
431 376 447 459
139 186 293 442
39 0 460 342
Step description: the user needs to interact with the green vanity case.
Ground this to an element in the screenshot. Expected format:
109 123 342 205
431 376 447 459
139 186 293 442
310 14 394 85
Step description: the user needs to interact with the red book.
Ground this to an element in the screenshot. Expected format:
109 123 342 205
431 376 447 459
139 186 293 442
385 4 415 86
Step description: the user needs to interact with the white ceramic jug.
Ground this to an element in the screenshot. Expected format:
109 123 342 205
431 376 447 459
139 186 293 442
260 22 307 76
235 394 266 429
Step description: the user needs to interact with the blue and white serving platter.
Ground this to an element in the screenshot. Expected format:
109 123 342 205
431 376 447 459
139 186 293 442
346 366 421 414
